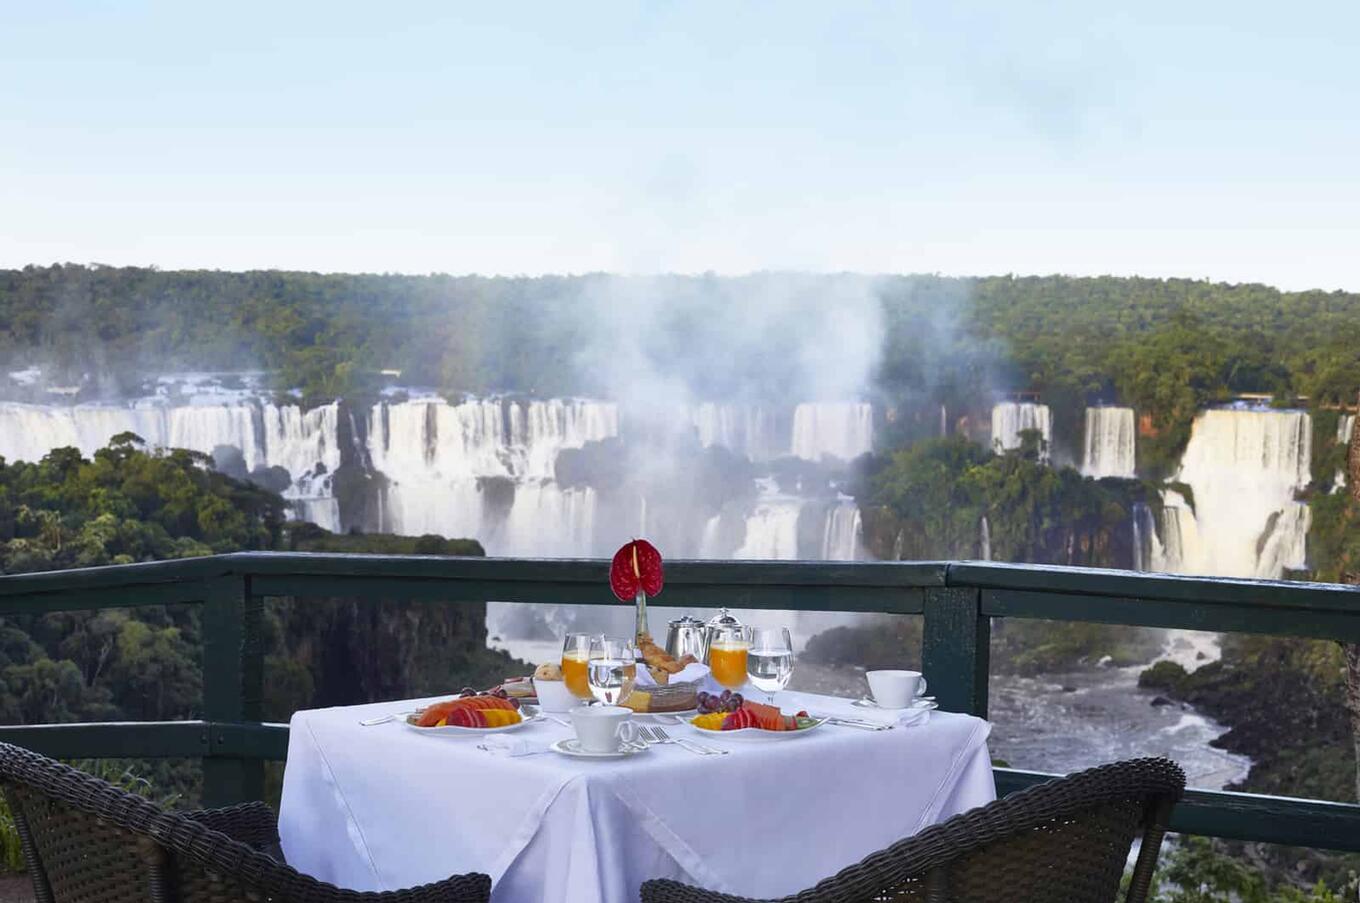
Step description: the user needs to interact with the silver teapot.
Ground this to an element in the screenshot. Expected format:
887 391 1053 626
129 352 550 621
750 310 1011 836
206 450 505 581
663 615 708 663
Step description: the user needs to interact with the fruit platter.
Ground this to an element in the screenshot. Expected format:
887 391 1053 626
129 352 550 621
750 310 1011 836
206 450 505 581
405 689 541 735
686 691 825 740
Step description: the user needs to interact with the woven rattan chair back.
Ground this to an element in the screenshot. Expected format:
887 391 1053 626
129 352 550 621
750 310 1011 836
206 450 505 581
640 757 1185 903
0 741 492 903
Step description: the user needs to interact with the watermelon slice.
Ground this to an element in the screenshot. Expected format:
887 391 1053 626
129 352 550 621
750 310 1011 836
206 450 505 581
738 699 805 731
609 540 664 602
739 699 781 730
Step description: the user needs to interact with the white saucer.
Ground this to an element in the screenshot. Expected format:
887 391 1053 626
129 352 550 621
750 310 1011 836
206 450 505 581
853 697 937 712
550 738 650 759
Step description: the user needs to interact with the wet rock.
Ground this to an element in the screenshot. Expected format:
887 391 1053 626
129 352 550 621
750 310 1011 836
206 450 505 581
1150 695 1174 707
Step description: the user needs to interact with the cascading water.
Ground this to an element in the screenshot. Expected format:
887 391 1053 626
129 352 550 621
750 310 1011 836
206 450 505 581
687 403 783 460
1337 414 1356 489
820 499 862 561
790 402 873 461
1081 407 1136 478
979 515 991 561
366 396 618 551
1131 503 1165 573
1254 502 1312 578
991 402 1051 459
732 479 803 559
0 398 343 529
1168 407 1312 579
698 514 725 558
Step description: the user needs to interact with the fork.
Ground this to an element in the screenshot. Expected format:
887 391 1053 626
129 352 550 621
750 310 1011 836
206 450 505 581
645 725 726 756
359 710 416 726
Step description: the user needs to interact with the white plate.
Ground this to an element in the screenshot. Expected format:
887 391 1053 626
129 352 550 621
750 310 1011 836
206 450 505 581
848 696 935 712
550 738 650 759
686 717 828 741
404 704 541 735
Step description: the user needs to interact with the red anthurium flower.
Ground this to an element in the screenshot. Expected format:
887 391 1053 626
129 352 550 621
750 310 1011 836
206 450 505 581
609 539 664 601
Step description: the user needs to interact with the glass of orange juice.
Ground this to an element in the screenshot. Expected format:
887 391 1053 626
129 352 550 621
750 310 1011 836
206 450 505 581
562 633 594 700
708 625 751 691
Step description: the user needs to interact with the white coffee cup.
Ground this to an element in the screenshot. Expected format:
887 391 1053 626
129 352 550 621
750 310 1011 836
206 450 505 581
570 705 640 753
866 670 928 709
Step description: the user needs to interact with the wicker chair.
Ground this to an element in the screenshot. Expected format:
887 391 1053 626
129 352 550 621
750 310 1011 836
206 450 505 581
641 757 1185 903
0 741 491 903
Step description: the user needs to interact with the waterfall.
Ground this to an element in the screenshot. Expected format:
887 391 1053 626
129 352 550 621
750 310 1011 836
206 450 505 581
1132 503 1166 573
991 402 1052 459
939 404 947 437
733 480 804 558
979 516 991 561
0 399 342 524
1154 490 1198 574
1253 502 1311 578
1337 414 1356 490
820 500 862 561
699 514 725 558
366 397 618 554
291 498 342 533
0 401 166 463
688 403 783 460
790 402 873 462
1169 408 1311 579
490 483 597 557
1082 407 1136 478
168 404 264 470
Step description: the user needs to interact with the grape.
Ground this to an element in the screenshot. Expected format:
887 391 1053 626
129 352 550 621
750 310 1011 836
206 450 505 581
459 687 477 697
493 688 508 698
720 689 732 701
730 693 743 708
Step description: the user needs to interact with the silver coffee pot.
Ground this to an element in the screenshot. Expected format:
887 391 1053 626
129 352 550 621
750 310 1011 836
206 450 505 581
663 615 708 662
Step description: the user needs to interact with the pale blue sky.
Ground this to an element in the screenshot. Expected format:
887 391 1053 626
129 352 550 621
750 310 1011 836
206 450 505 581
2 2 1358 289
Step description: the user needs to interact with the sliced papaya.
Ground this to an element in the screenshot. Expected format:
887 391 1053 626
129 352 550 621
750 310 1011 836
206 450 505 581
416 701 459 727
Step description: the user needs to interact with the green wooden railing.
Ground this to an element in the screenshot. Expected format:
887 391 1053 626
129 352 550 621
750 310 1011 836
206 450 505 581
2 552 1359 853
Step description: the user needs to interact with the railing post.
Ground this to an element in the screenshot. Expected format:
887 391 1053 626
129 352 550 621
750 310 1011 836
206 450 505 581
921 586 990 717
200 575 264 806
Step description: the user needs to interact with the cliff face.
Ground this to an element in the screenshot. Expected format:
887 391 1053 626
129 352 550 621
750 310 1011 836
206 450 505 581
261 528 528 721
854 439 1151 571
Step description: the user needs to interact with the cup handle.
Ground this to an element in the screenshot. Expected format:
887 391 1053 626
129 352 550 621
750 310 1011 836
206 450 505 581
618 722 640 745
918 677 928 696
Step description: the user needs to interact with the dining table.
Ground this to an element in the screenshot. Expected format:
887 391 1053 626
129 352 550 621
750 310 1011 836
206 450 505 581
278 690 995 903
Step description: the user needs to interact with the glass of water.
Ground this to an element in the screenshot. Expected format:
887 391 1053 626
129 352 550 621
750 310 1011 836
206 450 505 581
747 627 793 705
587 635 637 706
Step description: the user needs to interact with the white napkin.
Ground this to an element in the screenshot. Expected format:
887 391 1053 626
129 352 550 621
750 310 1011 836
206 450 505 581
477 737 550 757
779 691 933 728
843 704 933 728
635 662 711 688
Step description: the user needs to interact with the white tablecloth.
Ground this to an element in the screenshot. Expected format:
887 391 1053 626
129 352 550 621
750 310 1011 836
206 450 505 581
279 691 994 903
